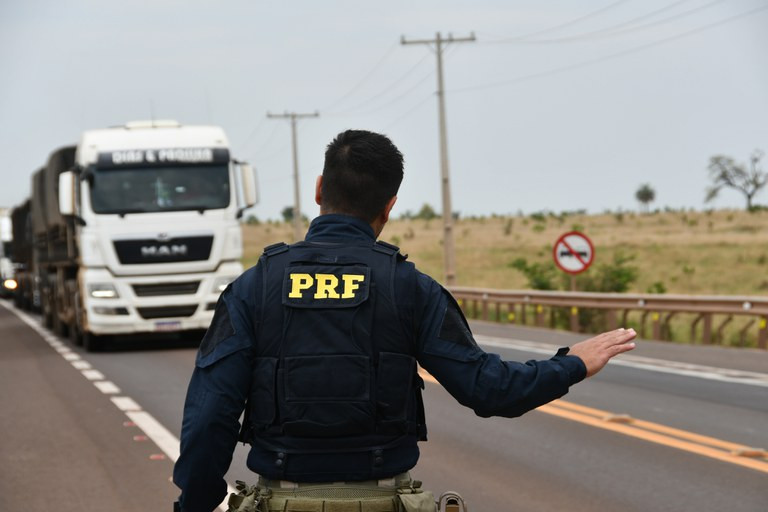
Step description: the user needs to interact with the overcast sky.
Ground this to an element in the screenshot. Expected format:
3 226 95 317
2 0 767 220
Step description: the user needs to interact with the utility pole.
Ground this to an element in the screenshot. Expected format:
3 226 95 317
267 111 319 242
401 32 475 287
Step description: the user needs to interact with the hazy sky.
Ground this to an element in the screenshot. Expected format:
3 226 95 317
2 0 767 220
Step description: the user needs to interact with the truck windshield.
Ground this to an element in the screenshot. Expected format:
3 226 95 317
89 164 230 214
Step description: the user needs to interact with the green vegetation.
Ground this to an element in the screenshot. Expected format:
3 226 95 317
242 208 768 346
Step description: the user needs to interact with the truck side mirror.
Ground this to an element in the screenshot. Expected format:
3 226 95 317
58 171 76 216
239 162 259 209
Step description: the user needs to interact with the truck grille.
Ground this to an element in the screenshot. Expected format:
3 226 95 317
113 236 214 264
132 281 200 297
136 305 198 319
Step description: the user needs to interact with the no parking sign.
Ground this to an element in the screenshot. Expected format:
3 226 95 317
553 231 594 274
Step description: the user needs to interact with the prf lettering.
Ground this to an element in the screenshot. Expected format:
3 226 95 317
289 273 365 299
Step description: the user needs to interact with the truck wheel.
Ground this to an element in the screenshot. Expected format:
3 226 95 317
42 305 53 328
83 332 103 352
53 312 69 338
69 321 83 347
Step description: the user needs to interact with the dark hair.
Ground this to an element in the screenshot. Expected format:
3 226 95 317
321 130 404 222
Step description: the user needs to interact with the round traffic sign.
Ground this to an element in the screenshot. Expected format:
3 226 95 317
553 231 594 274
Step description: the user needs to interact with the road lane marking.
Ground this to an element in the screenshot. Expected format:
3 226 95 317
549 400 755 453
82 369 106 381
419 368 768 474
0 300 236 512
71 360 92 370
93 380 121 394
126 410 181 462
111 396 142 412
475 334 768 387
538 402 768 474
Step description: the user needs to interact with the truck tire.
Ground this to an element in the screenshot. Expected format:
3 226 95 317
83 331 104 352
42 290 54 328
53 311 69 338
69 320 83 346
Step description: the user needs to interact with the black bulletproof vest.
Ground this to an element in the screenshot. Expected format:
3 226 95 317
241 239 426 465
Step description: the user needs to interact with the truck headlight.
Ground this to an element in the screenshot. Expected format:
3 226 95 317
3 279 17 290
88 283 120 299
212 276 236 294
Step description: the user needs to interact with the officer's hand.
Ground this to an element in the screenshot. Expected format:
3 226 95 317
567 328 637 378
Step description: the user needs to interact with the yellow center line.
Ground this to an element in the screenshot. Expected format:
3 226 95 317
417 368 768 474
548 399 755 453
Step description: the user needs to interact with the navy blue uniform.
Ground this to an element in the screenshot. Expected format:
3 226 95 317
173 214 586 512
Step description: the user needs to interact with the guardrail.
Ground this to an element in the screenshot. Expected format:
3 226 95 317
448 287 768 349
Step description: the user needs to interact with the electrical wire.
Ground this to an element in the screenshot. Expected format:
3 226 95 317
506 0 723 44
236 116 267 153
329 43 462 118
319 42 400 112
353 69 435 117
449 4 768 94
324 52 431 116
250 122 282 157
484 0 633 42
382 93 435 131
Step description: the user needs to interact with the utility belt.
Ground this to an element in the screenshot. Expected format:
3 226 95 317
227 472 436 512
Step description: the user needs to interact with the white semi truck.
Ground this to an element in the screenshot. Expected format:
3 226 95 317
20 120 257 350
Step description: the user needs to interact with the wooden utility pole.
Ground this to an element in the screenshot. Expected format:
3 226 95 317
401 32 475 286
267 111 319 242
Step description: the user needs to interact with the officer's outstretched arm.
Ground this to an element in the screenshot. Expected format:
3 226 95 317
567 328 636 378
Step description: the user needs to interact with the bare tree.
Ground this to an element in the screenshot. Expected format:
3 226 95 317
706 150 766 210
635 184 655 213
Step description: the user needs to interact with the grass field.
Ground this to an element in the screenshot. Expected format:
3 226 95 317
242 208 768 346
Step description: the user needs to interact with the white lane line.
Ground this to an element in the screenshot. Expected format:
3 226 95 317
111 396 142 412
0 299 236 512
82 369 106 381
126 411 182 462
63 352 81 361
93 381 121 394
71 360 92 370
476 335 768 388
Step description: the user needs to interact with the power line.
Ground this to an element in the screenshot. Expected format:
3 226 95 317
319 42 399 112
324 52 431 116
251 123 283 157
450 5 768 95
326 44 462 118
505 0 723 44
382 93 434 131
346 67 435 117
236 116 267 153
485 0 633 42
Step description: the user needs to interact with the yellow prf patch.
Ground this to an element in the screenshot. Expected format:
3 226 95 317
288 273 365 299
282 265 370 308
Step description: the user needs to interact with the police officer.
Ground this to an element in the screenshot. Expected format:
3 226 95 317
173 129 637 512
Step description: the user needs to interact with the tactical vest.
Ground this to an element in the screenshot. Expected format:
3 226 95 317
240 239 427 479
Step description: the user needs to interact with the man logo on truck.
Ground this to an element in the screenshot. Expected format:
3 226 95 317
140 244 188 257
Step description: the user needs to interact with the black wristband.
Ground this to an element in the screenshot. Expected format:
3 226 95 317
555 346 570 356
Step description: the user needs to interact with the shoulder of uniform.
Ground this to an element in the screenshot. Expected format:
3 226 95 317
262 242 289 257
374 240 408 261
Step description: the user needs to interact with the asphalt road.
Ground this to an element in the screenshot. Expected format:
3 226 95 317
2 300 767 511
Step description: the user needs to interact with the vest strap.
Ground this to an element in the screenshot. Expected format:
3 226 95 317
263 242 289 257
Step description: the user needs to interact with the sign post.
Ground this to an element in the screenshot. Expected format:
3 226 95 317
553 231 595 332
